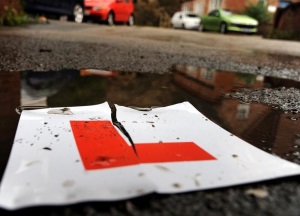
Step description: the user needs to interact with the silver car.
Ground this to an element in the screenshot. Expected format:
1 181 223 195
171 11 200 30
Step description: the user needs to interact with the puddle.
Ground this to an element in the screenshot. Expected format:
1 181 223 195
1 66 300 178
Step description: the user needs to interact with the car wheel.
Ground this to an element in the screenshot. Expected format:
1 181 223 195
182 23 185 29
220 22 227 34
127 14 134 26
107 12 114 26
70 4 84 23
198 24 205 32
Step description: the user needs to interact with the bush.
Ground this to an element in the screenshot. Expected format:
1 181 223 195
243 1 271 24
2 5 30 26
0 0 35 26
134 4 160 26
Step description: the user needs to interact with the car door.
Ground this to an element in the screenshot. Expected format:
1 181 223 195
40 0 59 9
205 10 221 31
122 0 133 21
60 0 76 15
33 0 60 13
113 0 126 21
171 12 179 28
177 13 184 28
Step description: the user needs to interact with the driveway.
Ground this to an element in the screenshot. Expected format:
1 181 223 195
0 20 300 80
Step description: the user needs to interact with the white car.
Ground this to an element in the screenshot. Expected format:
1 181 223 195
171 11 200 30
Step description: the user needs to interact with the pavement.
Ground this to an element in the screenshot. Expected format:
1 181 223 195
0 20 300 80
0 20 300 216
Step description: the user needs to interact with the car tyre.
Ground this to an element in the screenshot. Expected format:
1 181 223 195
127 14 134 26
220 22 227 34
182 23 185 29
198 23 205 32
70 4 84 23
107 12 114 26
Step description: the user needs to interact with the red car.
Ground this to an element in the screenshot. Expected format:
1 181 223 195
84 0 135 25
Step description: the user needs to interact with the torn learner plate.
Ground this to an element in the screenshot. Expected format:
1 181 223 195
0 102 300 210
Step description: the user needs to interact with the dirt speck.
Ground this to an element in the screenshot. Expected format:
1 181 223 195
194 173 201 186
26 160 41 167
138 172 145 177
62 180 75 187
232 154 238 158
43 147 52 151
172 183 181 188
155 165 170 172
93 156 116 166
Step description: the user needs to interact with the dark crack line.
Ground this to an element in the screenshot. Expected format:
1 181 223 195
108 102 138 157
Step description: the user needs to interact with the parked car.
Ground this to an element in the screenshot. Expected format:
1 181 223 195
199 9 258 34
171 11 201 30
84 0 135 26
23 0 135 25
24 0 85 23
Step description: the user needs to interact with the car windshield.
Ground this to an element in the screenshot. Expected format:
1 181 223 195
186 14 199 18
221 10 232 16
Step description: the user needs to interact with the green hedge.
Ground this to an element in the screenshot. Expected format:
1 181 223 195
243 1 271 24
0 1 34 26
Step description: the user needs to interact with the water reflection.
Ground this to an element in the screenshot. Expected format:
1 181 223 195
1 66 300 178
173 65 300 162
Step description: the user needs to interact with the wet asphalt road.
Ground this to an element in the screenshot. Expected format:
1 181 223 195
0 20 300 80
0 20 300 216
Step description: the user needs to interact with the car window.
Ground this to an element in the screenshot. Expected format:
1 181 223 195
209 10 219 17
221 10 232 16
215 11 220 17
187 14 198 18
208 10 216 16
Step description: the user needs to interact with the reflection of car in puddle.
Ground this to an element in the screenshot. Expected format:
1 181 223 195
1 67 300 170
22 70 79 106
